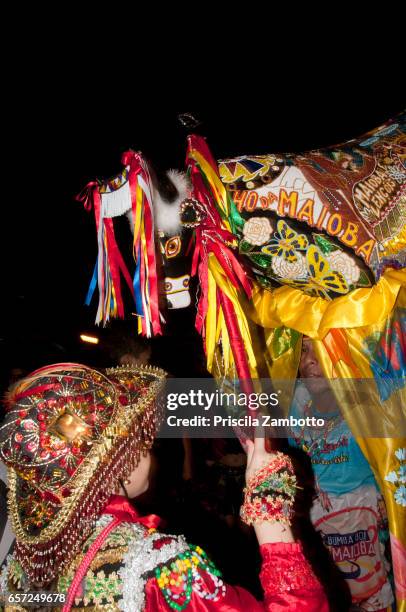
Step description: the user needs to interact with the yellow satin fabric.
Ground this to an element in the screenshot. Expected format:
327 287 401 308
249 268 406 339
314 333 406 610
247 268 406 610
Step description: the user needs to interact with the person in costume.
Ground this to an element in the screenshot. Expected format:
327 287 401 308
289 338 394 611
0 363 328 611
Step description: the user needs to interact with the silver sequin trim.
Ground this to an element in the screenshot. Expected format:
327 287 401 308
118 530 189 611
0 553 13 595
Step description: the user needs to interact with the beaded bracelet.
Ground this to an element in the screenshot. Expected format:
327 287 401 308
240 452 297 526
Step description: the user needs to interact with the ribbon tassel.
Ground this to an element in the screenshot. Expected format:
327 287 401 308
77 152 162 336
186 134 257 392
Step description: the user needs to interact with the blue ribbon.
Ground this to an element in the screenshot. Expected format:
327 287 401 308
133 243 144 316
85 259 98 306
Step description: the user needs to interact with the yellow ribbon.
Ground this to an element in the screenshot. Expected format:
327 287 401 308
189 149 231 227
208 254 257 374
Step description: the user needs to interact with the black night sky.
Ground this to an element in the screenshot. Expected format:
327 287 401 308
1 75 404 382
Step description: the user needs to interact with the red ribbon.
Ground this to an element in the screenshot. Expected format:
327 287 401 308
220 292 254 394
75 181 99 212
104 220 136 318
103 220 124 317
187 135 220 174
186 135 257 449
121 150 143 171
13 383 61 402
143 196 161 335
102 494 161 530
195 260 208 335
124 150 161 336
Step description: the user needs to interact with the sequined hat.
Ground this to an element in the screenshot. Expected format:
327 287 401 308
0 362 166 587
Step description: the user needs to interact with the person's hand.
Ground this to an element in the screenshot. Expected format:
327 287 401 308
244 435 295 544
245 434 274 485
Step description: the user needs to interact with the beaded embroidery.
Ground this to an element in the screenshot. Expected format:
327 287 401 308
155 545 225 610
2 523 226 611
118 529 189 611
0 364 165 587
83 570 122 607
80 515 143 554
57 516 147 605
241 452 298 525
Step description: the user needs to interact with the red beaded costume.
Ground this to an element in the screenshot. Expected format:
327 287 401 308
0 364 328 611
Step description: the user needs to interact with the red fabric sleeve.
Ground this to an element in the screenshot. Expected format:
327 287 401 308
144 541 329 611
259 542 329 611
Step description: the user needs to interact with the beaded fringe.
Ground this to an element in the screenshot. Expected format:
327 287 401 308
15 394 158 587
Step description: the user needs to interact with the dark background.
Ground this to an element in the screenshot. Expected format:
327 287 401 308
0 57 403 607
1 77 404 381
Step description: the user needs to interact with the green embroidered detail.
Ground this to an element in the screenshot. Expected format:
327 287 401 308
82 570 122 606
9 559 24 589
155 545 223 611
57 567 75 595
313 233 337 254
239 239 257 254
57 563 123 605
83 523 136 553
250 253 274 269
357 270 372 287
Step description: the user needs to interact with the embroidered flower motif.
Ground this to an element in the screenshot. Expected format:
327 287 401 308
326 250 360 285
242 217 273 246
385 470 399 484
271 254 307 280
395 448 406 461
275 245 349 299
82 569 122 606
262 220 308 262
394 485 406 507
398 465 406 484
385 448 406 508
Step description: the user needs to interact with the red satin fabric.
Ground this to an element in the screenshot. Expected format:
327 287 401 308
75 181 98 211
101 496 328 610
260 543 329 611
102 495 161 530
144 541 328 611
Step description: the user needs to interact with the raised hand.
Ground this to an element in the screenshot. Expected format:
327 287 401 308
245 434 274 485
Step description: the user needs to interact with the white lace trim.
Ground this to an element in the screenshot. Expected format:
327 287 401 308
0 553 13 595
118 531 188 611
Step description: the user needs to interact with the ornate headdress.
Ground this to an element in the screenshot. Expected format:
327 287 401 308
0 363 166 587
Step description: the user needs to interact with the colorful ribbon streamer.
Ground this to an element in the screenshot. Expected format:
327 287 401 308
77 153 162 336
